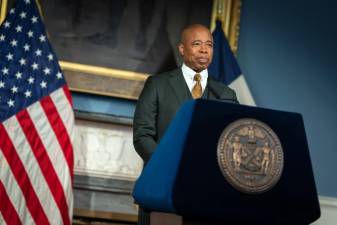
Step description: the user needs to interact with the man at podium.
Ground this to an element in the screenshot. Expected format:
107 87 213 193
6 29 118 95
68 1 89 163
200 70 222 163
133 24 237 164
133 24 237 225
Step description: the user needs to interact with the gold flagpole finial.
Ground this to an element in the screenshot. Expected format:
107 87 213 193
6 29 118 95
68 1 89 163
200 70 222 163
210 0 242 54
211 0 227 32
216 0 223 21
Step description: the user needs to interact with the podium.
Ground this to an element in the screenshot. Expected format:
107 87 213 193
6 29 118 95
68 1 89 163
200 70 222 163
133 100 320 225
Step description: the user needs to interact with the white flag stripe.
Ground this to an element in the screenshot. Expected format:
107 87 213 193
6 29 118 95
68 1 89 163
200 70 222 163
27 100 73 208
0 211 8 225
0 213 4 225
0 150 35 225
50 88 75 221
50 88 75 142
229 75 256 106
3 117 63 224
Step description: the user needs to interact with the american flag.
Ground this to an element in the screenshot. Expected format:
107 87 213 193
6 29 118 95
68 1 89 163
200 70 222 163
0 0 74 224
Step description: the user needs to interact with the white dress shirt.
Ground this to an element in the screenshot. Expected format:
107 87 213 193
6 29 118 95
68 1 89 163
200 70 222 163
181 63 208 95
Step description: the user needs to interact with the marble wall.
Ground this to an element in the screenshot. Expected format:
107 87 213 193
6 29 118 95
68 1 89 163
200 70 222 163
72 118 143 220
74 119 143 180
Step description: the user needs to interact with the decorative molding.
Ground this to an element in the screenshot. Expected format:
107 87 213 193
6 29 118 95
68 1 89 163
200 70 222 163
73 187 138 223
60 61 148 81
74 175 134 194
72 118 140 223
60 61 148 100
63 69 146 100
74 208 137 223
75 110 133 126
313 196 337 225
319 196 337 208
73 119 143 181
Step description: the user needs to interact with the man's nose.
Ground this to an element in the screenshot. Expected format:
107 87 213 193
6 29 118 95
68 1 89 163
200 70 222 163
199 44 208 53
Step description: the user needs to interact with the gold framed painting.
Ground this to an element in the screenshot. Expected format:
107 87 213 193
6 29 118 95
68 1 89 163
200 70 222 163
0 0 241 100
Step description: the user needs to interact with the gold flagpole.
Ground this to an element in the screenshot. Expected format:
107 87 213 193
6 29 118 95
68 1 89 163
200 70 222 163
0 0 8 24
210 0 242 54
35 0 44 20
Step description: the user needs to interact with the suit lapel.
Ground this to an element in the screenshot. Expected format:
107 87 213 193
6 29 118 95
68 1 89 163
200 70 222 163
206 76 221 99
168 69 191 105
202 86 209 99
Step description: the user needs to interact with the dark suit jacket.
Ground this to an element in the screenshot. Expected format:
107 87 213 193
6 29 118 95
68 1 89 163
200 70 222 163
133 68 238 163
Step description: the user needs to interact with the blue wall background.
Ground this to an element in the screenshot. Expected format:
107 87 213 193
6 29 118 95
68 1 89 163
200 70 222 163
237 0 337 197
72 0 337 198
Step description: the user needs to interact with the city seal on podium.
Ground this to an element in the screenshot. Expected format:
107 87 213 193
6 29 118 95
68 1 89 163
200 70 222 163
217 118 284 194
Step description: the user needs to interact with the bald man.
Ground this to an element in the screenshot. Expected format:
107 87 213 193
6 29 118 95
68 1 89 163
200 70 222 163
133 23 238 225
133 24 237 163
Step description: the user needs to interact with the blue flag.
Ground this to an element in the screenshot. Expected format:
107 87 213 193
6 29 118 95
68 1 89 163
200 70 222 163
209 20 242 85
208 20 255 106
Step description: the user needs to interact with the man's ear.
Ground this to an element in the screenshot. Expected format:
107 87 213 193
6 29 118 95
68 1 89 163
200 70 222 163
178 43 184 56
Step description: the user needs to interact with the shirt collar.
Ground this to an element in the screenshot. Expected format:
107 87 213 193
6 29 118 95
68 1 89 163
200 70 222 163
181 63 208 81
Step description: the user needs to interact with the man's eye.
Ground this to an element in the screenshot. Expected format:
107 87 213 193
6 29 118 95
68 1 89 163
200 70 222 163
192 42 201 46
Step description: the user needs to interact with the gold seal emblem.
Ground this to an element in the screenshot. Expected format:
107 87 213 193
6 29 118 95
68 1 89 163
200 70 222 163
217 118 284 194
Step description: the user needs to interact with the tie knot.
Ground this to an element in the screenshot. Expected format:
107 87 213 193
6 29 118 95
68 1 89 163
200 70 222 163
194 73 201 82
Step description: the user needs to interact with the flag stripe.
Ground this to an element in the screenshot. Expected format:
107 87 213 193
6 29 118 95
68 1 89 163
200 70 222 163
49 87 75 220
40 95 74 181
3 115 63 225
0 210 8 225
16 110 71 225
50 87 75 150
27 95 73 210
228 75 256 106
62 86 73 107
0 149 35 225
0 181 22 225
0 124 50 225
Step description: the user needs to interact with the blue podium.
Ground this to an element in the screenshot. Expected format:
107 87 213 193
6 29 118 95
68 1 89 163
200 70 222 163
133 100 320 225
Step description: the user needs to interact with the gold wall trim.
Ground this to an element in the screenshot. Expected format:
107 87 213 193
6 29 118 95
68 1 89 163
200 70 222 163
60 61 148 100
63 70 145 100
211 0 242 54
59 61 148 82
68 87 141 100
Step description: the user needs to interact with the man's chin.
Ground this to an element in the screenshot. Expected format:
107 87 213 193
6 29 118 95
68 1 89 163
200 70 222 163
195 64 209 72
188 62 210 72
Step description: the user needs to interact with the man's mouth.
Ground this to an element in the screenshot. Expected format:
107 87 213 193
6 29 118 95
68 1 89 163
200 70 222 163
196 57 209 64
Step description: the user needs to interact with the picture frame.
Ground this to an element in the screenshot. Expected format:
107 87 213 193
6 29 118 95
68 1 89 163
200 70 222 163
0 0 242 100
